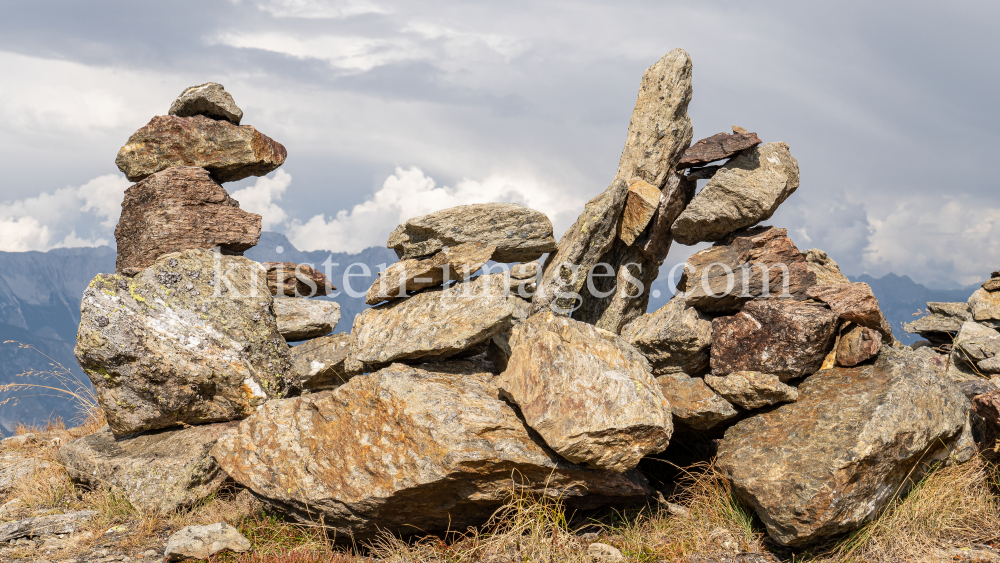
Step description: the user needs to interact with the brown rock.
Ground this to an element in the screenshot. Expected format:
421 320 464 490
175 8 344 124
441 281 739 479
115 115 287 183
677 131 763 169
210 361 651 539
972 389 1000 429
969 288 1000 322
656 373 738 430
704 372 798 410
618 179 662 246
366 242 494 305
261 261 335 297
806 282 894 342
711 299 838 381
835 324 882 367
983 278 1000 291
679 227 815 315
290 333 353 391
801 249 851 286
115 167 262 274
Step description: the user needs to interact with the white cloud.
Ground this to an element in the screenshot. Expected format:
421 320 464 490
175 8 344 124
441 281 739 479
255 0 388 19
286 166 583 253
230 170 292 230
0 217 51 253
215 32 423 72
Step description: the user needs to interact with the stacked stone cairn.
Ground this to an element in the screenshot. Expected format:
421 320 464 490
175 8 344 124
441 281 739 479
60 53 982 550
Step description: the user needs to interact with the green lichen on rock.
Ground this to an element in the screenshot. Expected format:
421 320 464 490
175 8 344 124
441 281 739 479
75 248 296 436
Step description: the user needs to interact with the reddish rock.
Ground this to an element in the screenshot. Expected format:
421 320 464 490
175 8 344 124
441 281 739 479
806 282 894 342
677 130 763 169
115 167 261 274
261 262 335 297
115 115 287 183
972 389 1000 429
835 324 882 367
711 299 838 381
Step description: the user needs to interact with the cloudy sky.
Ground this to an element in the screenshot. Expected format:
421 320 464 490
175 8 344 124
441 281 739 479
0 0 996 287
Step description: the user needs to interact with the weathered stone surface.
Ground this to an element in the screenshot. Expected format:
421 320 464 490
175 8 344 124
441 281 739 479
671 143 800 245
211 361 650 538
621 297 712 375
905 301 971 336
0 511 96 543
638 172 697 260
115 115 287 183
677 131 763 169
704 372 798 410
969 288 1000 322
588 542 625 562
717 347 972 546
711 299 838 381
261 261 335 297
0 498 27 521
0 453 50 495
983 278 1000 291
511 261 539 280
835 324 882 367
656 373 738 430
76 249 294 436
272 298 340 341
678 227 815 315
533 49 693 323
802 249 850 286
387 204 556 262
290 332 353 391
618 179 662 246
58 423 236 513
958 379 998 401
952 321 1000 375
115 167 262 274
168 82 243 125
366 242 494 305
973 389 1000 429
485 297 532 373
495 312 672 471
806 283 894 342
352 274 514 366
164 522 251 562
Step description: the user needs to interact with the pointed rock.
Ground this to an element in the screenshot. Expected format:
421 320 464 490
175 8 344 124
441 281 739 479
801 249 850 286
366 242 494 305
168 82 243 125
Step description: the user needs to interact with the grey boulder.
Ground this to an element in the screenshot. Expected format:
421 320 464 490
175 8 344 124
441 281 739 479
656 373 739 430
168 82 244 125
969 288 1000 322
164 522 251 562
273 297 340 341
289 332 354 391
704 372 798 410
622 297 712 376
0 510 96 543
952 321 1000 374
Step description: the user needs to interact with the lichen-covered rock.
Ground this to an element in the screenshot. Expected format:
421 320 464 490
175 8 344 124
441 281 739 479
621 297 712 375
165 522 251 562
75 249 294 436
717 347 973 546
496 312 672 472
272 298 340 341
352 274 514 367
59 423 236 513
711 299 838 381
801 249 850 286
656 373 738 430
168 82 244 125
261 261 336 297
677 130 763 168
210 361 650 539
704 372 798 410
366 242 494 305
806 282 894 342
115 167 262 274
970 288 1000 322
952 321 1000 374
115 115 287 183
289 332 353 391
387 204 556 262
671 143 800 245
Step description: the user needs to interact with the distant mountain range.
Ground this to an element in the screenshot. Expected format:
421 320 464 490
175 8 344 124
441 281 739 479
0 234 977 434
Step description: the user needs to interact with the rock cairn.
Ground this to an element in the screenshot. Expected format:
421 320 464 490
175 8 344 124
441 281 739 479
60 56 984 550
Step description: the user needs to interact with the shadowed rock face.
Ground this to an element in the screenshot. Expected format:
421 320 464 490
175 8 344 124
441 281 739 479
656 373 738 430
59 422 237 513
115 115 287 183
496 312 672 471
261 262 336 297
717 347 973 546
210 361 651 539
835 324 882 367
115 167 262 274
76 249 294 436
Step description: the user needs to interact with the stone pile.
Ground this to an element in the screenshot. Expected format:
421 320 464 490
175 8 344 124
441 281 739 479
53 54 984 553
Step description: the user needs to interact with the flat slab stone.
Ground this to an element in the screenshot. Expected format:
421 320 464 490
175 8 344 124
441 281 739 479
676 130 763 169
0 510 96 543
164 522 251 562
656 373 738 430
289 332 353 391
806 282 894 342
704 371 798 410
273 298 340 341
366 242 494 305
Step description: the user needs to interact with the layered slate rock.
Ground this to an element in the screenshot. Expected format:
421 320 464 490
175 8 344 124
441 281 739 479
272 298 340 341
952 321 1000 374
678 227 815 315
671 143 800 245
802 249 851 286
533 49 693 327
905 302 971 343
366 242 495 305
969 288 1000 322
211 361 651 538
621 297 712 376
115 167 262 274
618 179 662 246
638 172 697 260
387 203 556 262
806 282 894 342
717 347 973 546
0 511 96 543
115 115 287 183
704 372 798 410
289 332 353 391
495 312 672 471
711 299 838 381
656 373 738 430
262 261 335 297
352 274 514 367
76 249 293 435
59 423 236 513
168 82 243 125
835 324 882 367
676 130 763 169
